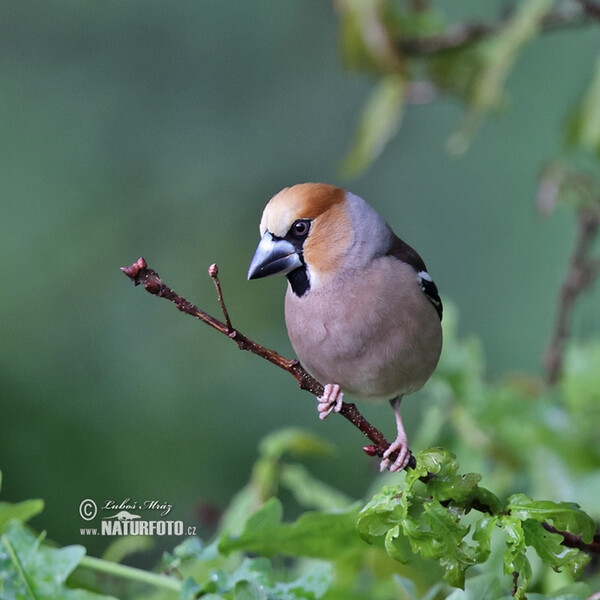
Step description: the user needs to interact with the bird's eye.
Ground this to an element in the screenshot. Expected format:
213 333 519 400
291 220 310 238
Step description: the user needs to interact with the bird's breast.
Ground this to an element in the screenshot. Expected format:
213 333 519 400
284 258 442 400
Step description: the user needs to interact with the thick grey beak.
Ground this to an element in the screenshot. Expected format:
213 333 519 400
247 231 302 280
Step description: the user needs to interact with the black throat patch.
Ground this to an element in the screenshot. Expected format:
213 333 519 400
287 266 310 297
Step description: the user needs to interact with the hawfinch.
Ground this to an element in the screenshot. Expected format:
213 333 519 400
248 183 442 472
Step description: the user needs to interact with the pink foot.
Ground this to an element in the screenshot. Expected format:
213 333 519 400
317 384 343 420
379 396 410 472
380 432 409 472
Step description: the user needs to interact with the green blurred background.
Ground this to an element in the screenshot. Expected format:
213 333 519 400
1 1 598 558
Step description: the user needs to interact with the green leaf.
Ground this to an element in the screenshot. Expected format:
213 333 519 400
199 556 330 600
383 6 445 39
471 487 504 517
64 590 120 600
519 591 589 600
219 498 363 559
449 0 554 154
234 580 265 600
500 516 532 600
430 472 482 504
361 451 505 588
418 500 475 588
101 534 153 564
445 572 504 600
384 525 411 564
243 496 283 532
407 448 503 514
507 493 595 543
405 447 456 488
522 519 591 577
337 0 378 72
356 485 407 542
259 428 335 461
279 463 354 511
384 496 477 588
393 574 417 600
220 429 339 538
219 557 273 591
337 0 400 73
0 520 115 600
561 341 600 420
217 481 264 538
473 0 553 109
270 561 331 599
420 500 470 558
180 577 217 600
340 74 406 177
173 535 214 561
163 535 219 573
0 499 45 532
543 581 590 599
566 57 600 154
471 515 498 564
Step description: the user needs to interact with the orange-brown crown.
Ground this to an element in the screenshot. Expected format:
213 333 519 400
259 184 344 235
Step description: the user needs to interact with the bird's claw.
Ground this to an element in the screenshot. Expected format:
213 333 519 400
380 436 409 473
317 384 343 420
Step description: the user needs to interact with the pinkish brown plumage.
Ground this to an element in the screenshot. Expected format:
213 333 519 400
249 183 442 472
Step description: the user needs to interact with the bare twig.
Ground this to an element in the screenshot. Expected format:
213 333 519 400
121 257 415 469
397 1 593 57
544 208 600 384
209 263 232 332
511 571 519 597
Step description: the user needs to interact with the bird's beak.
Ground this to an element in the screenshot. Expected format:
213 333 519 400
247 231 302 280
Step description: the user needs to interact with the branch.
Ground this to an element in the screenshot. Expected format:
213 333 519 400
542 522 600 554
121 257 415 469
544 208 600 384
398 1 595 57
121 257 600 555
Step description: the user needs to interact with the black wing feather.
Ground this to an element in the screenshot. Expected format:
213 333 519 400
386 233 443 321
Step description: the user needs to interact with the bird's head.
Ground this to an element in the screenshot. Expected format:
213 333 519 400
248 183 390 296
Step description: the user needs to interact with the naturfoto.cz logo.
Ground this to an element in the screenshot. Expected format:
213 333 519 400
78 498 197 537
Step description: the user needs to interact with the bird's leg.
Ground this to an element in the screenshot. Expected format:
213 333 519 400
317 383 344 420
380 396 410 472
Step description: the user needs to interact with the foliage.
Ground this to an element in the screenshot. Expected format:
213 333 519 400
0 521 112 600
336 0 600 173
3 274 599 600
1 318 599 600
3 2 600 599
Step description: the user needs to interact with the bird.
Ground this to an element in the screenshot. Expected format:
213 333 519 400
247 183 442 472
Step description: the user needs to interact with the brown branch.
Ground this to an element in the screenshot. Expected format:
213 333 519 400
511 571 519 597
543 522 600 554
544 208 600 384
121 257 416 469
121 257 600 555
397 1 593 57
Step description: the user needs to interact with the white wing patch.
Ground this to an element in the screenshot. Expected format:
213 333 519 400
417 270 443 320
